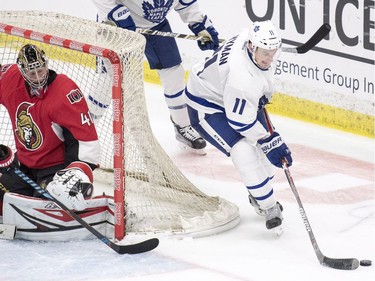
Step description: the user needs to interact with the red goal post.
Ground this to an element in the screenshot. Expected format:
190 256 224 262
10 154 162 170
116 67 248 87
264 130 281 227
0 11 239 241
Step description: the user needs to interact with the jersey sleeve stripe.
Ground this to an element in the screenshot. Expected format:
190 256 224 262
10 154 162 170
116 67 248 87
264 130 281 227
227 118 258 132
185 88 224 111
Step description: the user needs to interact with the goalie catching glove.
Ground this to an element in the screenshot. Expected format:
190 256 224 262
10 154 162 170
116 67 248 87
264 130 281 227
189 15 219 51
46 162 94 211
258 132 293 168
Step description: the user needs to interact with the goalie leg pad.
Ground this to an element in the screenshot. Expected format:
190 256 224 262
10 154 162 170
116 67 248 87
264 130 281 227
3 192 114 241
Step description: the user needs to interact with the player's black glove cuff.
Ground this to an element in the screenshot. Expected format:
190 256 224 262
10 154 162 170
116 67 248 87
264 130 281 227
0 144 14 168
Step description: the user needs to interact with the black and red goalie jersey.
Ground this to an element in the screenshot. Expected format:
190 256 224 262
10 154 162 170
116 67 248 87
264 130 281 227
0 64 100 170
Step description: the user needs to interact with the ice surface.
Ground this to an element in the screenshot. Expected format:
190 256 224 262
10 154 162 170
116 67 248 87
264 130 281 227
1 83 374 281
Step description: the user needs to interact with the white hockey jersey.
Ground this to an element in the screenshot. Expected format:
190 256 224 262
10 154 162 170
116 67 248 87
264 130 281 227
186 29 276 144
92 0 205 28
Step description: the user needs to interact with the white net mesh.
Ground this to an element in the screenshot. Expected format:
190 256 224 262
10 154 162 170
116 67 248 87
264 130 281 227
0 11 239 238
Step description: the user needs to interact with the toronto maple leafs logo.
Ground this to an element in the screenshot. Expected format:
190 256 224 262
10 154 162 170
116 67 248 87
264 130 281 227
142 0 174 23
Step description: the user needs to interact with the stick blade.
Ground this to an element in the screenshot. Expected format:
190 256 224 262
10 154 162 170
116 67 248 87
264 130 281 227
296 23 331 54
321 256 360 270
115 238 159 255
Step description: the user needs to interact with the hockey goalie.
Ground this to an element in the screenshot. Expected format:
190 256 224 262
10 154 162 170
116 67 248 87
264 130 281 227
0 44 114 241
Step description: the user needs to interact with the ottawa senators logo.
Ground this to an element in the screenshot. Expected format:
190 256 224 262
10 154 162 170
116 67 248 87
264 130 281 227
15 103 43 150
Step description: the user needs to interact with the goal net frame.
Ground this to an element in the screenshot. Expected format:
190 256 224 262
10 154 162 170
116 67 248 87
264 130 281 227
0 11 239 241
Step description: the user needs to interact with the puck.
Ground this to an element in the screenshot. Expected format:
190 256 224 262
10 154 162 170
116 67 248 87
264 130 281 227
360 260 372 266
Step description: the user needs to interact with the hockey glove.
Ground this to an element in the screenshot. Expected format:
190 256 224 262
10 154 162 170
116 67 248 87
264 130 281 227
189 15 219 51
0 144 15 169
258 132 293 168
46 162 94 211
107 4 136 31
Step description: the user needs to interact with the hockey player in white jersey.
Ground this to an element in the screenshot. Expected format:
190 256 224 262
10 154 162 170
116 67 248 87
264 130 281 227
91 0 220 155
185 20 293 230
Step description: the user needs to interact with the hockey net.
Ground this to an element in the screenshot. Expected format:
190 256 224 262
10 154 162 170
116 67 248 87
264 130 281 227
0 11 239 240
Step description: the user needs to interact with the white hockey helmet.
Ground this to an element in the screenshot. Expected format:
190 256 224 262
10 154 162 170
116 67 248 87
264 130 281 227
248 20 281 51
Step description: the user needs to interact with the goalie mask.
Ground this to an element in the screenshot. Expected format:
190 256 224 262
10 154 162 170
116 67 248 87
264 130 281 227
248 20 282 70
17 44 49 98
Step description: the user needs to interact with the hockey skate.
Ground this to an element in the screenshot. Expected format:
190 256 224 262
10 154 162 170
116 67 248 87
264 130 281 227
248 193 283 217
173 123 207 155
264 203 283 230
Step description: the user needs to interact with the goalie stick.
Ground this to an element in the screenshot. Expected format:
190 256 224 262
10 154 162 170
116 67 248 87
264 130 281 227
136 23 331 54
263 109 359 270
9 166 159 254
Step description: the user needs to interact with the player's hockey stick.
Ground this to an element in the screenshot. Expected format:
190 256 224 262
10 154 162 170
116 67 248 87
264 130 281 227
281 23 331 54
136 23 331 54
136 28 226 43
263 109 359 270
10 166 159 254
281 162 359 270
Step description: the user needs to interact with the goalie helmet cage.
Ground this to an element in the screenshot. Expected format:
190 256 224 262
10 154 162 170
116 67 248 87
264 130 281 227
0 11 239 240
